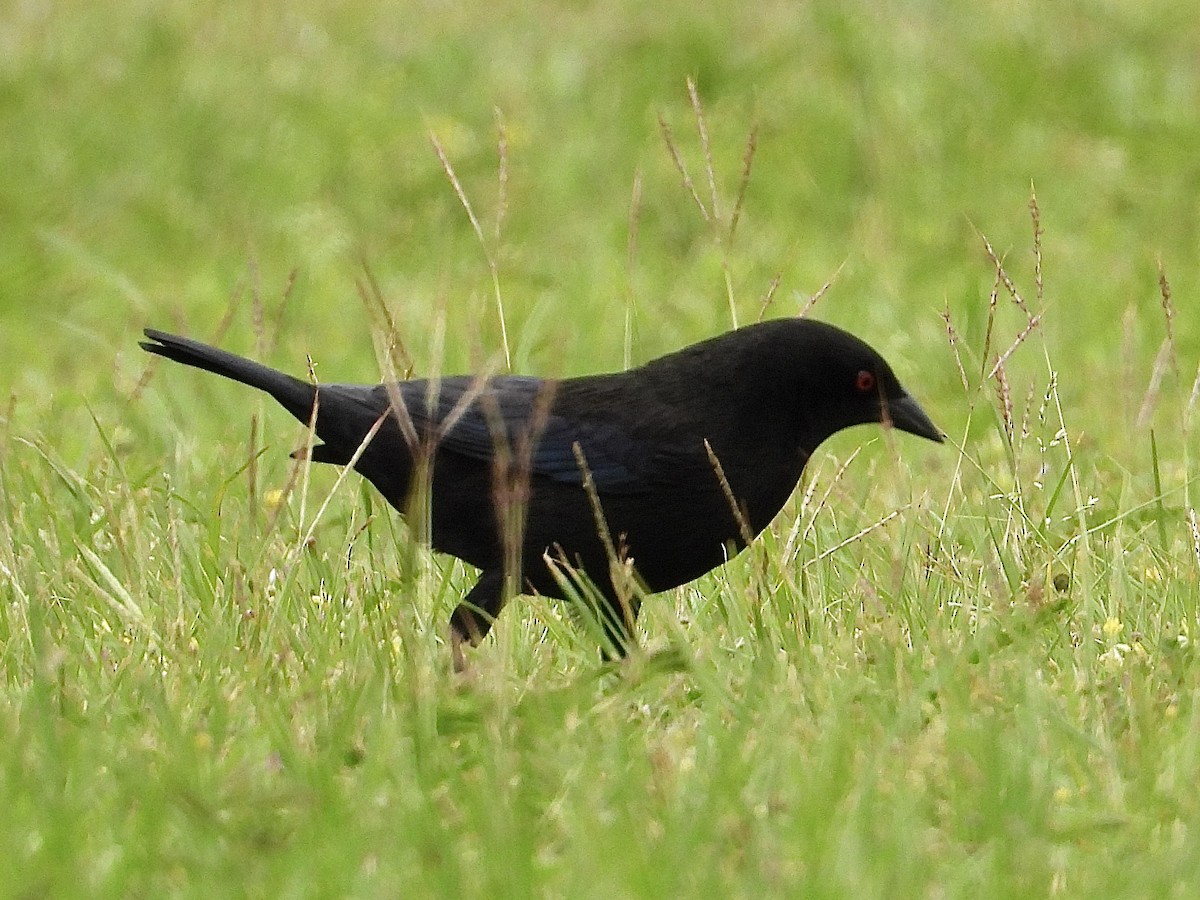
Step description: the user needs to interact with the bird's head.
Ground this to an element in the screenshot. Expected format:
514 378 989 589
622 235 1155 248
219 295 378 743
755 318 945 449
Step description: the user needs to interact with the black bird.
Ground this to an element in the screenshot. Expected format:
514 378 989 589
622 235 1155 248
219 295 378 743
141 318 942 665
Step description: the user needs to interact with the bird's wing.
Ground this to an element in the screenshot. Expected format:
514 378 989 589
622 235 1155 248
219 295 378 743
393 376 650 494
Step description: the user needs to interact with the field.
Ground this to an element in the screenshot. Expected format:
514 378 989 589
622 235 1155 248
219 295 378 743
3 1 1200 896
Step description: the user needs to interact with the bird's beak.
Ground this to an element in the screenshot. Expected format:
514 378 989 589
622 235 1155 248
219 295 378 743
885 394 945 443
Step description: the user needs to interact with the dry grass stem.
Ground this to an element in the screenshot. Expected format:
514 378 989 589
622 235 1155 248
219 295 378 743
993 359 1014 446
940 305 971 394
295 409 389 558
806 507 907 568
1029 184 1044 309
799 260 846 319
571 441 638 633
1136 337 1175 429
703 439 754 548
296 355 321 535
495 107 509 242
728 122 759 247
357 261 415 378
250 257 265 357
687 77 720 223
268 268 299 355
978 227 1031 317
1157 259 1178 374
981 268 1001 379
756 272 783 322
429 128 511 369
988 314 1042 380
247 414 259 522
571 441 618 565
1185 363 1200 435
626 170 644 370
783 447 862 563
657 112 709 222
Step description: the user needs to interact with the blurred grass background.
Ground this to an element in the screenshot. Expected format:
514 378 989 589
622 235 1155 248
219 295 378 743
2 0 1199 896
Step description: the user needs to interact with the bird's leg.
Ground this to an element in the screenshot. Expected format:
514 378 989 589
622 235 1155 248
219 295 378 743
449 570 506 672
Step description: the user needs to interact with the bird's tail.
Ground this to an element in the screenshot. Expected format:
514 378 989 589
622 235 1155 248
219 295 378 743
140 329 316 423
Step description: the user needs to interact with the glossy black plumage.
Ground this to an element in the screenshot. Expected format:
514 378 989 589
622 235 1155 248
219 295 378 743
141 318 942 663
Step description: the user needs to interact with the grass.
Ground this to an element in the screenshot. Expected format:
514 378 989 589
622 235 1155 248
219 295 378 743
3 0 1200 896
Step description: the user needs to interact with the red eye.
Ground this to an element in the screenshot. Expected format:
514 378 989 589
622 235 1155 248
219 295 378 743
855 370 876 393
